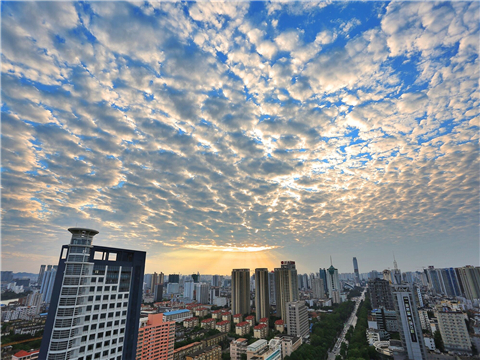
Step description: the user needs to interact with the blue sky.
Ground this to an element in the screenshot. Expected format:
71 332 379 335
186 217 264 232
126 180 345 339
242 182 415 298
1 1 479 275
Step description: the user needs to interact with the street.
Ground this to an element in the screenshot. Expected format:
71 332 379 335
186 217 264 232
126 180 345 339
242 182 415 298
327 289 366 360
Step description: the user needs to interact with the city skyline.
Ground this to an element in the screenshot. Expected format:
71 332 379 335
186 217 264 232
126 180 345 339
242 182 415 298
2 2 479 274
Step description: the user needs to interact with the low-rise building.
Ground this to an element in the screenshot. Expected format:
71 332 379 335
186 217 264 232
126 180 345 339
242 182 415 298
274 319 284 333
212 310 223 319
164 309 193 323
275 334 302 359
201 333 227 348
184 317 199 328
221 312 231 322
424 334 436 351
245 315 255 327
230 338 248 360
185 345 221 360
12 350 39 360
195 307 209 317
215 320 231 333
233 314 243 324
235 321 251 336
201 318 216 330
246 339 268 360
254 324 268 339
259 317 268 325
173 342 203 360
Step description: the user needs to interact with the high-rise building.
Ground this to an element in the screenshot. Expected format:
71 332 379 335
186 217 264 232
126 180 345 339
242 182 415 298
326 263 340 299
311 278 325 299
319 268 328 295
1 271 14 283
195 283 209 304
151 272 164 290
255 268 270 323
232 269 250 316
38 265 46 285
368 278 395 310
435 305 471 353
353 257 360 285
39 227 146 360
456 266 480 301
275 261 298 321
136 313 175 360
286 301 309 339
212 275 221 287
168 274 180 284
184 280 195 300
166 283 179 295
391 284 427 360
268 271 276 306
191 273 200 283
40 265 58 304
154 284 164 302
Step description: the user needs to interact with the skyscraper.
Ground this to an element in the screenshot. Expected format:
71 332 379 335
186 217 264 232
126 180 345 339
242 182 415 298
168 274 180 284
353 257 360 285
38 265 46 285
232 269 250 316
274 261 298 321
326 262 340 299
195 283 210 304
268 271 276 306
456 266 480 301
39 227 146 360
391 284 427 360
319 268 328 295
255 268 270 323
40 265 58 304
184 280 195 300
136 313 175 360
312 278 325 299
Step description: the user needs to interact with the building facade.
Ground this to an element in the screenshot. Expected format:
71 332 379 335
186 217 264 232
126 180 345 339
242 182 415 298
286 301 309 339
255 268 270 323
274 261 298 321
136 313 175 360
232 269 251 316
39 227 146 360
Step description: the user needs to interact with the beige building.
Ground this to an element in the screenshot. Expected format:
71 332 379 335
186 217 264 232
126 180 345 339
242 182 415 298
211 310 223 319
436 307 471 353
235 321 251 336
230 338 248 360
274 319 284 333
245 315 255 327
275 335 302 358
201 318 216 330
184 317 199 328
246 339 268 360
311 278 325 299
195 307 209 317
221 312 231 322
254 324 268 339
233 313 243 324
418 309 430 331
215 320 231 333
185 345 221 360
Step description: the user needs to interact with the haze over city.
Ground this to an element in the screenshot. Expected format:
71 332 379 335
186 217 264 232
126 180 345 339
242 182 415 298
2 1 479 275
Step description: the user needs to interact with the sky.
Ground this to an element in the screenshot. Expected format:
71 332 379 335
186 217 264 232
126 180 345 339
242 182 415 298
1 1 479 276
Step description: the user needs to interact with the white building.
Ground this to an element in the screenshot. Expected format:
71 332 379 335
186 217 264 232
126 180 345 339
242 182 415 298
286 301 309 339
436 306 472 353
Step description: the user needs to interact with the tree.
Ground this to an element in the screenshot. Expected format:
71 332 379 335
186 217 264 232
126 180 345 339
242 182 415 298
335 356 342 360
434 331 445 352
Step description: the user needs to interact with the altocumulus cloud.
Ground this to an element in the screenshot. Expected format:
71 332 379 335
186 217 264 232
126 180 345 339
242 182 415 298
1 1 479 272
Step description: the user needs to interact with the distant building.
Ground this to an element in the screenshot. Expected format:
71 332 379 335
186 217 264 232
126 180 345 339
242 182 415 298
457 266 480 301
215 320 230 333
137 313 175 360
201 318 216 330
311 278 325 299
232 269 250 316
168 274 180 284
154 283 164 302
286 301 309 339
185 345 221 360
183 317 199 328
268 271 276 306
254 324 268 339
195 283 210 304
12 349 39 360
326 263 340 299
235 321 250 336
163 309 192 323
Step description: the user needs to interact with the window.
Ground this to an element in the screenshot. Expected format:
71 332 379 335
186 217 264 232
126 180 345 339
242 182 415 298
79 346 86 353
87 345 93 351
95 295 101 301
93 314 98 320
81 336 87 342
108 312 114 318
114 320 119 326
91 324 97 330
107 321 112 327
97 286 102 292
100 313 106 319
97 332 104 338
88 296 94 302
102 304 108 310
90 287 95 292
103 295 109 300
85 315 90 321
89 334 95 341
83 326 88 331
91 277 96 283
99 323 105 329
110 295 116 300
94 305 100 311
87 305 92 311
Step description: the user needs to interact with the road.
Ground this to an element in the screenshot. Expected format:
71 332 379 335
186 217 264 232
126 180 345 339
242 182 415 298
327 289 366 360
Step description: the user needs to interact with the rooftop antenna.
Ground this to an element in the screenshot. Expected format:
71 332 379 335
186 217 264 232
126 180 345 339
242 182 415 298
393 251 398 270
330 256 333 266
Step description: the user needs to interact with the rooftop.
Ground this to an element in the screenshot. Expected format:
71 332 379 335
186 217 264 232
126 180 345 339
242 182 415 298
164 309 191 316
236 321 249 327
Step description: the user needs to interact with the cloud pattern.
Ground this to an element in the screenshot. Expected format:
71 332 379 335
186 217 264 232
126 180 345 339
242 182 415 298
1 1 479 272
